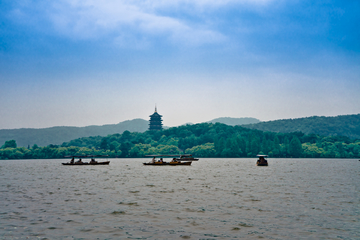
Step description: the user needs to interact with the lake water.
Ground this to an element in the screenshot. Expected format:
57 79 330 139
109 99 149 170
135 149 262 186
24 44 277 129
0 158 359 239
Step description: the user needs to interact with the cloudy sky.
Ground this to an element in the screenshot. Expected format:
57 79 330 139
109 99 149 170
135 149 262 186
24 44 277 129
1 0 359 129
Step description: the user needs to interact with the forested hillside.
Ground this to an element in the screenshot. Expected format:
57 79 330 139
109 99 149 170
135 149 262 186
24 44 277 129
1 114 359 149
243 114 360 139
0 117 258 147
1 122 359 159
0 119 148 147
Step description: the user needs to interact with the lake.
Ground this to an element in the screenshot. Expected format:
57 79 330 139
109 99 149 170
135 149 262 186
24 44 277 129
0 158 359 239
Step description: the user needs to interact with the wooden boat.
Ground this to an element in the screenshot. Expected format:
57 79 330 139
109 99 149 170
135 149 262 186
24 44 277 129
175 154 199 161
62 155 110 166
143 154 196 166
143 161 192 166
256 154 268 166
62 161 110 166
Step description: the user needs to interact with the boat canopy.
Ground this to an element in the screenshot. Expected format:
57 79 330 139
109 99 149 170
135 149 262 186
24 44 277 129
145 154 193 158
256 155 268 157
64 155 109 158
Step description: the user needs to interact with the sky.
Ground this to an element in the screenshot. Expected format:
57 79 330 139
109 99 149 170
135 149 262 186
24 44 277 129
0 0 359 129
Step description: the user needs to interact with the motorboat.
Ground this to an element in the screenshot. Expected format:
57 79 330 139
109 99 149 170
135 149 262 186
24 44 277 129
175 154 199 161
256 154 268 166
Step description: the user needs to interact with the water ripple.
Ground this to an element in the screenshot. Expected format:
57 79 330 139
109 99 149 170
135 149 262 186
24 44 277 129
0 158 359 239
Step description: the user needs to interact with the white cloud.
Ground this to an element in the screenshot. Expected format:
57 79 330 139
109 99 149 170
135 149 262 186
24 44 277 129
9 0 274 47
131 0 274 9
26 0 228 46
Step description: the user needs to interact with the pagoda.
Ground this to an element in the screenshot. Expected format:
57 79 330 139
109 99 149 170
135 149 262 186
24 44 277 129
149 106 163 131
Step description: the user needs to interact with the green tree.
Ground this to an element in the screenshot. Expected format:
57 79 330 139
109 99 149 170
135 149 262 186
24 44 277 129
2 121 359 159
214 137 225 156
186 143 215 157
281 137 290 157
271 135 281 157
302 143 325 158
156 145 181 155
100 138 109 150
353 144 360 157
109 141 120 152
289 136 303 157
119 141 131 157
335 142 346 158
2 140 17 148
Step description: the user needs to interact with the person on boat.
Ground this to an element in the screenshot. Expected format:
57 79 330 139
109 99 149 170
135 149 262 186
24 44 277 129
90 158 97 164
152 157 155 163
257 156 267 164
76 158 83 164
70 157 74 164
160 158 163 163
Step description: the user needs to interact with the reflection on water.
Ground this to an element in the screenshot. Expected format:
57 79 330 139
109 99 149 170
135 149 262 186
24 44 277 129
0 158 359 239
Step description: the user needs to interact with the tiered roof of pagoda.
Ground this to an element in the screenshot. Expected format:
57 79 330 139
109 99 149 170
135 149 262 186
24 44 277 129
149 106 163 131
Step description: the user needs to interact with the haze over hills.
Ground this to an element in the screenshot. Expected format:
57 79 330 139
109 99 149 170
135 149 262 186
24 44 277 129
1 114 359 147
182 117 260 126
207 117 260 126
0 119 149 147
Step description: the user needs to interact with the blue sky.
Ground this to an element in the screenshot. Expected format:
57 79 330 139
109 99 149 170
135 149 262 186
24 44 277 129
1 0 359 129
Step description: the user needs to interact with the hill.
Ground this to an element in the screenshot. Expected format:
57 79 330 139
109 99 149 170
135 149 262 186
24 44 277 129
207 117 260 125
0 119 149 147
243 114 360 139
2 114 359 148
2 121 360 159
0 117 260 147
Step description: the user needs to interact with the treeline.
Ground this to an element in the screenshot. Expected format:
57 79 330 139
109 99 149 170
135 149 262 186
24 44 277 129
244 114 360 139
1 123 360 159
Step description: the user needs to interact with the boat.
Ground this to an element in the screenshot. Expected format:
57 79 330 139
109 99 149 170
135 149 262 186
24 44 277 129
62 161 110 166
62 155 110 166
175 154 199 161
256 154 268 166
143 154 197 166
143 161 192 166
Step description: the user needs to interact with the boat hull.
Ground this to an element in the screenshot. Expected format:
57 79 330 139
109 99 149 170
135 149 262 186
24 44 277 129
256 163 268 166
175 158 199 161
143 161 192 166
62 161 110 166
